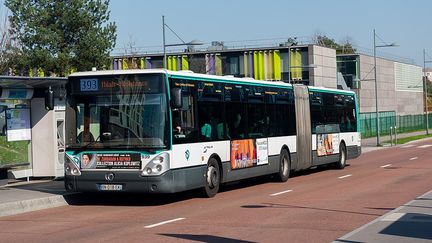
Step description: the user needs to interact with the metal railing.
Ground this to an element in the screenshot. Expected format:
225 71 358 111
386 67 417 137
360 112 431 138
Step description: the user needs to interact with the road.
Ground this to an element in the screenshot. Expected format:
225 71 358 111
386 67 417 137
1 140 432 242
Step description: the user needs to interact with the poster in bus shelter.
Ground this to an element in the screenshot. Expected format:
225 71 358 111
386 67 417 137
5 108 31 142
317 134 340 156
81 153 141 169
230 138 268 170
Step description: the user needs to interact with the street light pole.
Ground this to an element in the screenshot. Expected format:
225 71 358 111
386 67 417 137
162 16 203 70
373 29 397 146
424 49 430 135
373 29 380 146
162 15 167 69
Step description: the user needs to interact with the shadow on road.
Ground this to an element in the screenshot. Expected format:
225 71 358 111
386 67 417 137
380 213 432 240
159 233 256 243
240 202 383 217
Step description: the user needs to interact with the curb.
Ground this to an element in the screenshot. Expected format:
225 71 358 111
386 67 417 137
0 194 69 218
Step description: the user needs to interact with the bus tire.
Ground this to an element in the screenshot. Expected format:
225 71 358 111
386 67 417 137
277 149 290 182
202 158 220 198
336 143 347 169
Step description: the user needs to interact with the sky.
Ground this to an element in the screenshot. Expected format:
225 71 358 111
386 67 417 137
109 0 432 66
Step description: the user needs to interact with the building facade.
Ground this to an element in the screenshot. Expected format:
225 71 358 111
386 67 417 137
337 54 424 116
111 44 337 89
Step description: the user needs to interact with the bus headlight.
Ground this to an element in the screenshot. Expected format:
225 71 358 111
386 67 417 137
141 153 170 176
65 154 82 176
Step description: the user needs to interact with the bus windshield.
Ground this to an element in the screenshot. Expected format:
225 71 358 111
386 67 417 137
66 73 169 150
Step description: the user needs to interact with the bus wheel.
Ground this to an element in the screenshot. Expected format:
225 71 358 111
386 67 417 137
336 143 347 169
277 149 290 182
202 158 220 198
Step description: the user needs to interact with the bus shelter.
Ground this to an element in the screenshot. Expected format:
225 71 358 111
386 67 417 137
0 76 67 184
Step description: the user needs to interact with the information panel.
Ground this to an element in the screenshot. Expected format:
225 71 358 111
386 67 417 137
6 108 31 141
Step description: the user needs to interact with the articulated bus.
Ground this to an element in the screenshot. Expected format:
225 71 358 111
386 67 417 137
64 69 361 197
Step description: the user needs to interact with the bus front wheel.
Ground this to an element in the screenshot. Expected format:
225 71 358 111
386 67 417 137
202 158 220 198
336 143 347 169
277 149 290 182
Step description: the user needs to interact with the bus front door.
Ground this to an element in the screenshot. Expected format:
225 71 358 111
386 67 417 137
293 85 312 170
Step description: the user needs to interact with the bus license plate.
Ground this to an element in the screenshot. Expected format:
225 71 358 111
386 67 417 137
98 184 123 191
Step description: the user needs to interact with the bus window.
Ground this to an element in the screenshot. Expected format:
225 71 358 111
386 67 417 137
247 103 267 138
226 103 246 139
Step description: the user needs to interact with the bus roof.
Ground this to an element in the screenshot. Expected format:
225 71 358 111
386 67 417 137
69 69 355 95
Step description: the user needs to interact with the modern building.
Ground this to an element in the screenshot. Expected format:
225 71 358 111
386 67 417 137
112 43 338 89
337 54 424 115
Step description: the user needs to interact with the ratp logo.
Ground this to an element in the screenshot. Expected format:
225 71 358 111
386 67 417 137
185 150 190 161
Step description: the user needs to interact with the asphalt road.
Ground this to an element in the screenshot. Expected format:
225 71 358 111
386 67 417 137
1 140 432 243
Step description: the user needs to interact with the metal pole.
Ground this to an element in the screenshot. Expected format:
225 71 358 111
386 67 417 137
374 29 381 146
395 126 398 144
390 126 393 146
162 15 166 69
424 49 429 135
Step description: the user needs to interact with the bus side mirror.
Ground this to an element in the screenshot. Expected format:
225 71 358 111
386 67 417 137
45 87 54 110
171 88 182 109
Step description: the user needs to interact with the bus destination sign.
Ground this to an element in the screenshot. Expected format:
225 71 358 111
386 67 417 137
80 79 99 91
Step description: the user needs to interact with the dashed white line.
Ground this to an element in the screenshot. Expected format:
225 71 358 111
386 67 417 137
270 189 293 196
409 157 418 160
380 164 392 168
418 144 432 148
144 218 185 228
338 174 352 179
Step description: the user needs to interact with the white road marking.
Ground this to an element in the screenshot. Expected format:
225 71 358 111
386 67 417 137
380 164 392 168
144 218 185 228
417 144 432 148
338 174 352 179
409 157 418 160
270 189 293 196
401 145 414 148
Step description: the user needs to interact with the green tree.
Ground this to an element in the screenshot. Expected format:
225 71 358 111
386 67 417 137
5 0 116 76
313 34 356 55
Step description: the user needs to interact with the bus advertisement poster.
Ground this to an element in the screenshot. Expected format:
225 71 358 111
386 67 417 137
317 134 340 156
230 138 268 170
92 153 141 169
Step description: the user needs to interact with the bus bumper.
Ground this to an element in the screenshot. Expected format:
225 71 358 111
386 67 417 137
65 166 206 193
347 146 361 159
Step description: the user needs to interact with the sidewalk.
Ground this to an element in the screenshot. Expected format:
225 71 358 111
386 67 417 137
362 130 429 153
0 180 71 217
335 190 432 242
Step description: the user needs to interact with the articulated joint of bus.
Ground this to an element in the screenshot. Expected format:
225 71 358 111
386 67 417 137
140 152 170 176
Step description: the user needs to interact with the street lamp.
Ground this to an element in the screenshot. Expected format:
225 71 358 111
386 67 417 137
162 16 203 69
373 29 398 146
423 49 432 135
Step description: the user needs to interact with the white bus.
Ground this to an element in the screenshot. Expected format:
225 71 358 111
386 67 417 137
64 69 361 197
